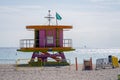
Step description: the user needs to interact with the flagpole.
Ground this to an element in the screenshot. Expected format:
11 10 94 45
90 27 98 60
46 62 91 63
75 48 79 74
56 18 58 25
56 12 58 26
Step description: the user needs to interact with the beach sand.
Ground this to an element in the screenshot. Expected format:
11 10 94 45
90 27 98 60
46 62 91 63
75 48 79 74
0 64 119 80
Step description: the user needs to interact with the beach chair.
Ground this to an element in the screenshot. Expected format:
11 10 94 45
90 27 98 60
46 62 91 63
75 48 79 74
109 55 119 68
96 58 112 70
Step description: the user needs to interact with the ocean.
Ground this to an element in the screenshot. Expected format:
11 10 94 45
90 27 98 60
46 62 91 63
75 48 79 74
0 47 120 64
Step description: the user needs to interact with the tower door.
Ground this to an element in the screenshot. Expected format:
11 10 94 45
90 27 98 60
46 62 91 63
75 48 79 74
34 30 39 47
46 29 55 47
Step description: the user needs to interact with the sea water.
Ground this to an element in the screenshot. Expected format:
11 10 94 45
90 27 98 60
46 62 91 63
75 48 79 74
0 47 120 64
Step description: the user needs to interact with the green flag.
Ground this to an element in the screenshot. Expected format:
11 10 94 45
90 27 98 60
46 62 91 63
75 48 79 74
56 12 62 20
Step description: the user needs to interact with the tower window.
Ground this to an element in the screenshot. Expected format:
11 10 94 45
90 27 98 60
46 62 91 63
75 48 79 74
47 36 53 44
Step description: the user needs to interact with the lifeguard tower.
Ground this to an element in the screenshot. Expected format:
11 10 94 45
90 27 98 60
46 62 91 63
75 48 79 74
17 10 75 66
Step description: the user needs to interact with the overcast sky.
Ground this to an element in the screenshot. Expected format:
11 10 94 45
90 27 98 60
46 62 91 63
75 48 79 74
0 0 120 48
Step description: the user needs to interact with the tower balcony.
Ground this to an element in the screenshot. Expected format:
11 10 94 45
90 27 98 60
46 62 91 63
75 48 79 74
18 39 75 52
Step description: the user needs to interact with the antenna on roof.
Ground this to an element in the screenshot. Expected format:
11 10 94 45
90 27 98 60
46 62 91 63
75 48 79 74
44 10 54 25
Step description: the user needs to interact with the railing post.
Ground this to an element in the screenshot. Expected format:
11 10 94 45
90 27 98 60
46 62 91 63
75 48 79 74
20 40 22 48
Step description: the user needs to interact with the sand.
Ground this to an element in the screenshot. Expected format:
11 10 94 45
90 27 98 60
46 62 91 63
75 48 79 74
0 64 119 80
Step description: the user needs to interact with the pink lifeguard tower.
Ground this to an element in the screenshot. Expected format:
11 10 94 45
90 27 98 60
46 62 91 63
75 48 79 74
17 10 75 66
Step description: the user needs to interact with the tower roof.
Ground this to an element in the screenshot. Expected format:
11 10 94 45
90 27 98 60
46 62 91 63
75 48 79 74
26 25 72 30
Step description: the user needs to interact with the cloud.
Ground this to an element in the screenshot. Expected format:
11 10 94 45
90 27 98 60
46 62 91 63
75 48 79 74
89 0 120 6
0 5 44 14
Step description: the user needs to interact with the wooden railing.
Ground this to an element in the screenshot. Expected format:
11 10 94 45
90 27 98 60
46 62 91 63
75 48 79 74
20 39 72 48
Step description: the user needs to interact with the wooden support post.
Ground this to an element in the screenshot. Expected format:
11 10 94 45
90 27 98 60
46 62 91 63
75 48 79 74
75 57 78 71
